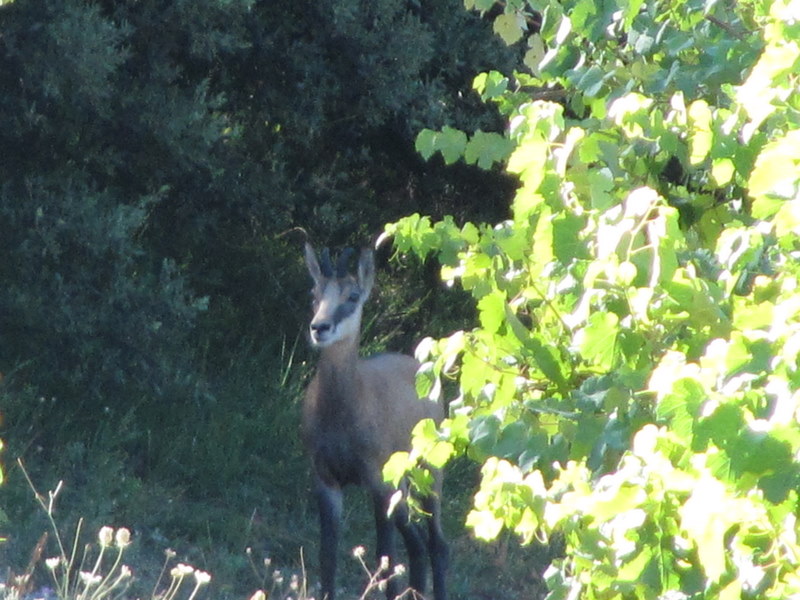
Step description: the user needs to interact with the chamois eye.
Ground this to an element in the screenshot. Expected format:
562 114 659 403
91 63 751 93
348 291 360 303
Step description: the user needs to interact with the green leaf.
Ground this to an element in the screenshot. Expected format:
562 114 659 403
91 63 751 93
464 0 497 11
695 403 744 452
622 0 646 30
688 100 712 165
679 475 731 582
656 377 706 441
438 126 469 164
478 290 506 334
465 130 514 169
575 65 605 97
528 205 554 275
617 546 654 583
528 335 569 391
426 440 455 468
411 419 455 468
578 311 619 370
737 41 800 127
383 451 413 487
552 213 586 262
508 136 548 190
504 303 531 343
493 12 524 45
609 93 653 137
469 415 501 461
593 485 647 521
415 362 436 399
415 129 437 160
587 168 615 211
724 332 752 375
749 130 800 203
494 421 532 460
466 509 505 540
711 157 735 186
473 71 509 100
523 34 545 74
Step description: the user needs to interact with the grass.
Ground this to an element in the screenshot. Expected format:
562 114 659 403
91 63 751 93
4 464 210 600
0 339 553 600
1 470 444 600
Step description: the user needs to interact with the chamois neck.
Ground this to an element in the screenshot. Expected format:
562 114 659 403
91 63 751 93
315 337 361 410
318 336 360 374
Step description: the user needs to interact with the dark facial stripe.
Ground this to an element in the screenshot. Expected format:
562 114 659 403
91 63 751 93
332 290 360 325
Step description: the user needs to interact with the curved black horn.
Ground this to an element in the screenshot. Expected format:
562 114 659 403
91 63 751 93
320 248 334 277
336 248 355 278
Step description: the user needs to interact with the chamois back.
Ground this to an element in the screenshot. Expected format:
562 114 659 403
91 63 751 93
356 353 443 464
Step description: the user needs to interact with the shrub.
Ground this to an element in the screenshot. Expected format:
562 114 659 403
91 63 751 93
384 0 800 597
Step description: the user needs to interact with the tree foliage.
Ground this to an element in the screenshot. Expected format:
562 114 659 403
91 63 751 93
385 0 800 597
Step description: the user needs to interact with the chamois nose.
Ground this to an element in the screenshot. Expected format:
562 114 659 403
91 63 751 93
311 321 332 335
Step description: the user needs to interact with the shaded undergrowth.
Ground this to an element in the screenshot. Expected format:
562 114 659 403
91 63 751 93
1 337 550 600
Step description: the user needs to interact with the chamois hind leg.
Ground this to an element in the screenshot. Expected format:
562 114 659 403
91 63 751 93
372 490 399 599
421 491 449 600
316 482 343 600
393 499 428 595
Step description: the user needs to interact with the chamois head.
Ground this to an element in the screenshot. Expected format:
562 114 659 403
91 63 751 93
304 243 375 348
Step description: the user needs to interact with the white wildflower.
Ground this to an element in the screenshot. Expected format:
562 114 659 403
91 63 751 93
194 570 211 585
115 527 131 548
98 526 114 547
272 569 284 586
171 563 194 578
80 572 102 586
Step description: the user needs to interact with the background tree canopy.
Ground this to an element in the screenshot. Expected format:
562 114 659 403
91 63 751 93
1 0 799 598
0 0 514 407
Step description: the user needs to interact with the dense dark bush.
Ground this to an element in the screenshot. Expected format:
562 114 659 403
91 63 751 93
0 0 514 400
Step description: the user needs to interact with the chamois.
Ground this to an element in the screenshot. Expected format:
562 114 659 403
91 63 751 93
302 243 448 600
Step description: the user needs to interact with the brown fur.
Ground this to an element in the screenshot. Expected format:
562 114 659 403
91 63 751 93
303 344 443 487
302 244 448 600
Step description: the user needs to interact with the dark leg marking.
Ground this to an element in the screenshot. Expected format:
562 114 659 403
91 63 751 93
318 483 343 600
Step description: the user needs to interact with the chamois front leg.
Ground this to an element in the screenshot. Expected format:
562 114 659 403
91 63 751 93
317 482 343 600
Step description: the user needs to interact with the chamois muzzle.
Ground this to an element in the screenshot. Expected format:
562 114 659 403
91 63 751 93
309 320 333 346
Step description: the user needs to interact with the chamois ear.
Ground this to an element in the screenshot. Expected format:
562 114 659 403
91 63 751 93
358 248 375 299
304 243 323 285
